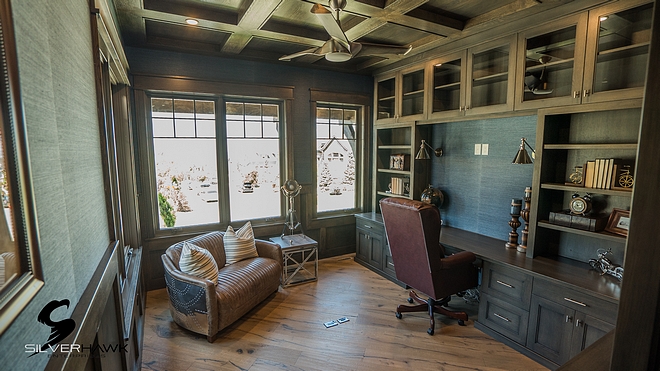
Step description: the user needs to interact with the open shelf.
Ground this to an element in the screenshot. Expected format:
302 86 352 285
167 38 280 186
540 183 632 197
543 143 637 150
537 221 626 243
377 169 410 176
472 71 508 83
525 58 575 72
434 81 461 90
377 191 410 198
378 145 409 150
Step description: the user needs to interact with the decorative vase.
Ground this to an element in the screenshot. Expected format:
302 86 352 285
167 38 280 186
420 184 444 208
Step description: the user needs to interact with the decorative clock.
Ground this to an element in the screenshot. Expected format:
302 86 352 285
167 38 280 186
570 193 592 215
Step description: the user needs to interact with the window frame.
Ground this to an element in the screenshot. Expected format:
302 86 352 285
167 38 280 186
138 88 291 238
309 90 371 221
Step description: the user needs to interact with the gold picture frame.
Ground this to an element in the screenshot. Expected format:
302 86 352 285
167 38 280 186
605 208 631 237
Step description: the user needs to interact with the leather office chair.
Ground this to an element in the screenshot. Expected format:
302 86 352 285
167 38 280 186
380 197 478 335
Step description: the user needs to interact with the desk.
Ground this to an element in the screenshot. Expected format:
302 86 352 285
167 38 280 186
270 235 318 287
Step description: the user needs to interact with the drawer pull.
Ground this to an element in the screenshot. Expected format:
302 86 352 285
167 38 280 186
564 297 588 307
493 313 511 322
496 280 514 289
364 225 372 229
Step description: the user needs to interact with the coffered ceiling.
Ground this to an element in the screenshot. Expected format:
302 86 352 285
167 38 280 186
112 0 594 74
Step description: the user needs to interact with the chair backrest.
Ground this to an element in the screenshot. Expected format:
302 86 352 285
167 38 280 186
379 197 446 299
165 231 227 269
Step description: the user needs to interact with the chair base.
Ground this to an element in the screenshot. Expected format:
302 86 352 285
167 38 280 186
395 290 468 335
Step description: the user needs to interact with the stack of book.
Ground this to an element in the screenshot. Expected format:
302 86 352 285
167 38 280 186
582 159 631 190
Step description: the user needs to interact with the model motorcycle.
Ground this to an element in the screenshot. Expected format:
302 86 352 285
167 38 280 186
589 248 623 281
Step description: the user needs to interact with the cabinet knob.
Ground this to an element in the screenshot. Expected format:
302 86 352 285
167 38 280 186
459 106 464 111
575 319 583 327
565 315 573 323
583 89 590 97
573 91 580 99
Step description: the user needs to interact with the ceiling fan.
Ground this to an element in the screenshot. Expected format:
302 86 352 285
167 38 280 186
524 56 554 95
279 0 412 63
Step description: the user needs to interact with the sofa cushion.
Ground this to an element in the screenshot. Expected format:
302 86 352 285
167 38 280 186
224 222 258 264
179 242 219 283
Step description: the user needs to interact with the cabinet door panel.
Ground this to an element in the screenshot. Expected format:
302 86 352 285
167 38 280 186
369 233 384 269
570 312 615 358
527 295 574 365
466 36 516 115
356 229 372 263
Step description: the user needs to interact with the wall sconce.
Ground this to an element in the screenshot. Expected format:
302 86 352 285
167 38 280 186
415 140 443 160
512 137 535 164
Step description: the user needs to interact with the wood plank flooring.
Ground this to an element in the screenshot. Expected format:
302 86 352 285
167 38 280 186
142 255 548 371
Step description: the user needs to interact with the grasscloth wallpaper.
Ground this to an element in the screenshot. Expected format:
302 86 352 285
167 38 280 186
0 0 110 369
430 115 537 241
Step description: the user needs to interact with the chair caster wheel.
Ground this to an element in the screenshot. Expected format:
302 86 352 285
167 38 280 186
395 312 402 319
427 328 434 335
458 319 466 326
407 298 414 304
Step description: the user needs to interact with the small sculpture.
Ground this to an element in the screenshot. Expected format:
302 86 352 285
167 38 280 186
589 248 623 281
420 184 444 208
505 198 522 249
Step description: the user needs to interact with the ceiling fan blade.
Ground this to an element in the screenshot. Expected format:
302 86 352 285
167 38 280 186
355 42 412 57
279 47 322 61
311 3 351 51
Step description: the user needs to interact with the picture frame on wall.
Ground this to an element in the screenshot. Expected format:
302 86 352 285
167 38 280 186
605 208 631 236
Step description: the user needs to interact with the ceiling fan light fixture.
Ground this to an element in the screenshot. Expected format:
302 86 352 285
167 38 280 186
325 52 352 62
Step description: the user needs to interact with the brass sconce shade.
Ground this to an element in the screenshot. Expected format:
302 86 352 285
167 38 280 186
415 140 443 159
513 137 535 164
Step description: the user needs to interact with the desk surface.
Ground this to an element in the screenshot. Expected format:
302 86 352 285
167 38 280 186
355 212 621 303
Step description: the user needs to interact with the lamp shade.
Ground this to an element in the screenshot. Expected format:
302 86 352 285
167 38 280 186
512 147 533 164
415 142 431 159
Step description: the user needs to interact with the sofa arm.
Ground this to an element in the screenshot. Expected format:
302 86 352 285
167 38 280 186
161 255 218 339
255 239 283 268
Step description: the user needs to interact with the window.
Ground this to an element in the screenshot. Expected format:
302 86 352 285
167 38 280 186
316 106 359 213
151 98 219 228
149 97 284 231
225 102 282 221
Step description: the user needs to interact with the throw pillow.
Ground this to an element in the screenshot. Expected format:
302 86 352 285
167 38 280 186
179 242 219 284
224 221 258 264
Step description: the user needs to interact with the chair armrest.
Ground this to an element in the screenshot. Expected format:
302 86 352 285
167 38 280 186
438 250 476 270
255 239 283 268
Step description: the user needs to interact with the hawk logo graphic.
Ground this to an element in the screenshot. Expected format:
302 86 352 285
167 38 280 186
28 299 76 357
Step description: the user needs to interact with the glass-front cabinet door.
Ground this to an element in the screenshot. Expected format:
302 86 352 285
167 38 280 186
375 74 397 124
515 13 588 109
466 36 516 115
400 67 425 120
582 0 652 103
427 51 467 120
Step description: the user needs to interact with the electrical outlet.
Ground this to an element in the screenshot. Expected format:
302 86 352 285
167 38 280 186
474 144 481 155
482 143 489 156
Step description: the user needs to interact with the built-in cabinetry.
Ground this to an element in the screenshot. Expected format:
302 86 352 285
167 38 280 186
515 0 652 109
527 100 641 264
375 67 426 124
354 213 399 283
373 124 429 210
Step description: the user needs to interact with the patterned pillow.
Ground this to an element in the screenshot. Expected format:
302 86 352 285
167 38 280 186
224 221 259 264
179 242 219 284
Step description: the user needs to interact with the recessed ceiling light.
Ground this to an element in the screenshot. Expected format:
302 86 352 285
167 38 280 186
185 18 199 26
600 16 609 22
435 63 443 67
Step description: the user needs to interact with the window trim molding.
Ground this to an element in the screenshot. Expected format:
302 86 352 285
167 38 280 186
134 78 293 239
309 89 371 224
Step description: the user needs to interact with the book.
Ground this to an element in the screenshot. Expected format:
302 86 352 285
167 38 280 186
585 161 596 188
604 158 614 190
596 158 605 189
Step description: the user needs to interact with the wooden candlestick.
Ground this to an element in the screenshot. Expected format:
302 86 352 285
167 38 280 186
518 187 532 253
506 199 522 249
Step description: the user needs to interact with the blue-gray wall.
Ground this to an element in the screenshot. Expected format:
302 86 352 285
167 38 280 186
1 0 111 369
429 115 537 240
125 47 373 185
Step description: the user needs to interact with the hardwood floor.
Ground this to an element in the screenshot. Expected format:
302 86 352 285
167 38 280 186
142 255 548 371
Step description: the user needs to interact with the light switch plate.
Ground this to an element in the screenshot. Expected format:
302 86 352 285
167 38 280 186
474 144 481 155
482 143 489 156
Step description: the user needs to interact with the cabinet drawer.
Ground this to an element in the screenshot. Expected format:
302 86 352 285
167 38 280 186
384 251 396 277
481 262 533 309
478 294 529 345
356 218 384 233
533 279 618 324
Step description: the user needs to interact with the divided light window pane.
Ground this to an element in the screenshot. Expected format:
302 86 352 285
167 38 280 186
316 106 357 213
151 98 219 229
226 102 281 221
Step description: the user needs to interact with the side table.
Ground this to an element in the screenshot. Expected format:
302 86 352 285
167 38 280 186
269 234 318 287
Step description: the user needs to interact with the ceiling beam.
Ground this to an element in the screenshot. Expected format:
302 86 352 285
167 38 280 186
222 0 283 54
